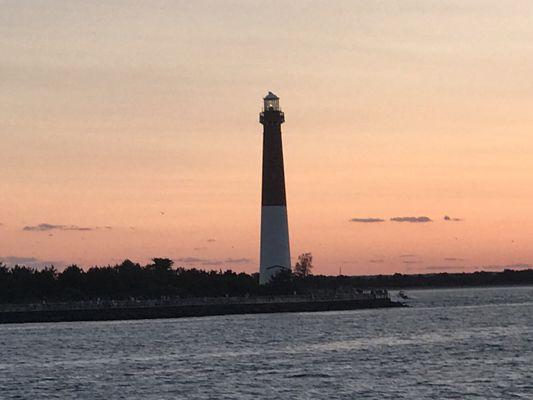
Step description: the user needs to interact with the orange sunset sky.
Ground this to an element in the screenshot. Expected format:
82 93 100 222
2 1 533 275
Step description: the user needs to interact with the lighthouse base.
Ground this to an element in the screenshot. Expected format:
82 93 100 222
259 206 291 285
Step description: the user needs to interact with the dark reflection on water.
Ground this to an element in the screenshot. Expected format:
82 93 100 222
1 286 532 399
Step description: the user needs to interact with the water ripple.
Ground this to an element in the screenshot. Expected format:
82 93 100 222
1 286 532 399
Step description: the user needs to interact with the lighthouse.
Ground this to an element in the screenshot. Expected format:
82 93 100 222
259 92 291 284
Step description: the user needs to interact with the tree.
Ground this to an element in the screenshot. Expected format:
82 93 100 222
151 258 174 271
265 268 294 294
59 265 85 299
294 253 313 277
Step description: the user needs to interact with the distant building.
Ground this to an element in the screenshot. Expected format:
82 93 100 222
259 92 291 284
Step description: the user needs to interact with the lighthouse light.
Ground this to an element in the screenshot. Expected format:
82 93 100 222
263 91 280 111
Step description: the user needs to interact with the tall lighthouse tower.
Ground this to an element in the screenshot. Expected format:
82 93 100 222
259 92 291 284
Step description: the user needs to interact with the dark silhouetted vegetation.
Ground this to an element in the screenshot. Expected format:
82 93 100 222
294 253 313 277
0 259 532 304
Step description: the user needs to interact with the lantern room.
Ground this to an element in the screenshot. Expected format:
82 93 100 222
263 91 280 111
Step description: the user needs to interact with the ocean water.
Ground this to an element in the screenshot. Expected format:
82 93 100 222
1 286 532 399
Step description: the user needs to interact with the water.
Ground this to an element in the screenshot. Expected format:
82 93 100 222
1 286 532 399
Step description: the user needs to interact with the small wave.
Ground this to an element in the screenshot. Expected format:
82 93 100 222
286 373 333 379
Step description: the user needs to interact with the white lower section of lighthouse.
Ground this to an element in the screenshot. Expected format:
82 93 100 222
259 206 291 285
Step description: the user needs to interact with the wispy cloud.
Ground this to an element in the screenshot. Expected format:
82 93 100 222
176 257 205 263
369 259 384 263
176 256 252 265
176 256 252 266
206 238 216 243
1 256 39 264
23 223 93 232
176 257 224 266
426 263 533 272
400 254 416 258
426 265 464 271
391 216 432 223
0 256 64 268
444 215 463 222
349 217 385 223
444 257 466 262
201 260 222 266
478 264 533 271
224 258 252 264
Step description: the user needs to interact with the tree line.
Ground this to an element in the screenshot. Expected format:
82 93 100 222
1 256 532 304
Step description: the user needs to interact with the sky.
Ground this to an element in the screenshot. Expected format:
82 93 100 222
1 0 533 275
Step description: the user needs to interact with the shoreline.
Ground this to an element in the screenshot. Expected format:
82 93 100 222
387 283 533 291
0 296 404 324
